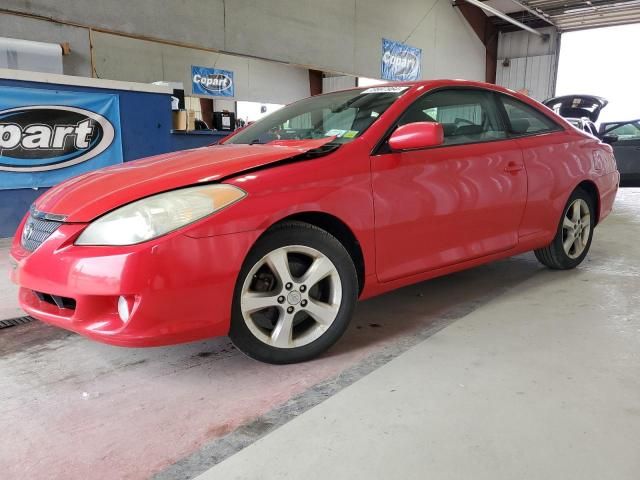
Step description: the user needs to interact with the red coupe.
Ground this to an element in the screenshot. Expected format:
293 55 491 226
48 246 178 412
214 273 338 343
10 80 619 364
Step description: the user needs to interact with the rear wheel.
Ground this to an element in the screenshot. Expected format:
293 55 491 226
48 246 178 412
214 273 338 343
229 221 358 364
534 188 595 270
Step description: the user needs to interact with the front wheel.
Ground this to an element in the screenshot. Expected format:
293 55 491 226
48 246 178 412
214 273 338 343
229 221 358 364
534 188 595 270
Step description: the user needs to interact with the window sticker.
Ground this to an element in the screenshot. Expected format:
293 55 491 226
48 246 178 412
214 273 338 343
342 130 359 138
362 86 409 94
325 129 347 137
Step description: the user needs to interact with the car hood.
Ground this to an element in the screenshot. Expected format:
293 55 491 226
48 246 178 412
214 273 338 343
542 95 608 122
35 139 336 222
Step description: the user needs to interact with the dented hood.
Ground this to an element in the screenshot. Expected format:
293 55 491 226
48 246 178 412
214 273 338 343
35 139 335 222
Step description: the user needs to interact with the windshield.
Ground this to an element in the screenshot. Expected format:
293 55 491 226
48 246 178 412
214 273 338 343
224 86 409 145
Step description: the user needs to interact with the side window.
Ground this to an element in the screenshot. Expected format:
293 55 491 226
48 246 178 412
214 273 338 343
397 89 507 146
499 95 560 135
604 121 640 142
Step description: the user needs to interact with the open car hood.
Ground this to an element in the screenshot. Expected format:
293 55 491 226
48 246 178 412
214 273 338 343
35 139 338 222
542 95 608 122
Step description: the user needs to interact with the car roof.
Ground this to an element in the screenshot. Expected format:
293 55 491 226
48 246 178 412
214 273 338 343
370 79 527 96
319 79 539 107
352 79 542 107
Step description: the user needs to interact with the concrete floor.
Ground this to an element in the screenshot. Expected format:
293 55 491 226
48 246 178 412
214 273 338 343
1 189 639 480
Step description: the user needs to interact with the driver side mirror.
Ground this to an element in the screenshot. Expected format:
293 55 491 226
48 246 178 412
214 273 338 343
388 122 444 151
601 133 618 145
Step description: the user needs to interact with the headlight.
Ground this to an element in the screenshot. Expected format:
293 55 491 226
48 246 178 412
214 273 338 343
75 184 246 246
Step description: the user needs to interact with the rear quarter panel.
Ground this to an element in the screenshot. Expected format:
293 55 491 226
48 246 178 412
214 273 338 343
516 129 618 244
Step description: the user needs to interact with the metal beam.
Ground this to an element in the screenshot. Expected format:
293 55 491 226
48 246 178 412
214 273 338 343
506 0 558 27
458 0 547 36
558 14 640 27
553 4 640 19
559 16 640 30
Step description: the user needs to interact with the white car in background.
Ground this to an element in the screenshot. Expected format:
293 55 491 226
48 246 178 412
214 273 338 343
543 95 607 137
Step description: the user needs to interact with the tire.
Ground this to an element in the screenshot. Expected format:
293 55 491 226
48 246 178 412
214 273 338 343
534 187 595 270
229 221 358 364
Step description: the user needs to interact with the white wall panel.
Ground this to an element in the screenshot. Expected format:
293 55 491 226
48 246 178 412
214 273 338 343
225 0 357 75
4 0 486 83
322 76 357 93
353 0 485 81
496 27 560 101
497 27 558 59
92 32 310 105
3 0 226 51
496 54 557 101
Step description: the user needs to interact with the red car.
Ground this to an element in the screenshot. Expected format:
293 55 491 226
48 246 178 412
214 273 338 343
10 80 619 364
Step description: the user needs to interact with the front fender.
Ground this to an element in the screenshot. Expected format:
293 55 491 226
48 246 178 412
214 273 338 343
183 144 377 274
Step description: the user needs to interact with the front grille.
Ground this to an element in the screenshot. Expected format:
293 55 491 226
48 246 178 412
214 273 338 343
33 291 76 310
21 215 63 252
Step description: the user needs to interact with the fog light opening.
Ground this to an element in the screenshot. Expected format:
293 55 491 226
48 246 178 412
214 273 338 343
118 296 134 323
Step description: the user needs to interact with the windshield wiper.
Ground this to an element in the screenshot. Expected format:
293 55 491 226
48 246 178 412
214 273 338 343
249 139 264 145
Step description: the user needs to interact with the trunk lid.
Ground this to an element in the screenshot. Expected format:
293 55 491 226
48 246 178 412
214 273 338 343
542 95 608 122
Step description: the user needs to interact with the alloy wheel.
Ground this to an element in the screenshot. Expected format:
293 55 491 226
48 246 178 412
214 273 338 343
240 245 343 348
562 198 591 259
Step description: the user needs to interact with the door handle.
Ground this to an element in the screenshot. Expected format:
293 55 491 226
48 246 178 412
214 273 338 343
504 162 524 173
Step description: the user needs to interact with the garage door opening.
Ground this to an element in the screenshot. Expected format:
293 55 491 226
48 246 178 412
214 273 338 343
556 23 640 124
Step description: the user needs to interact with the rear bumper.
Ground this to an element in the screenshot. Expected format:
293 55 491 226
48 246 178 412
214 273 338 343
10 222 259 347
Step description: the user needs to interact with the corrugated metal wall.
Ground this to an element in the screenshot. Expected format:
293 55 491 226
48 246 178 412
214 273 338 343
495 27 560 102
322 75 357 93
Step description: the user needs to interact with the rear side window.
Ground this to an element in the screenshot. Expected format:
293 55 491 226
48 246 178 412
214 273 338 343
603 121 640 141
397 89 507 146
499 95 560 135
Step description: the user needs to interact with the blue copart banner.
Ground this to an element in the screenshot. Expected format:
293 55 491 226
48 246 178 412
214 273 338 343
381 38 422 82
191 65 235 97
0 86 123 190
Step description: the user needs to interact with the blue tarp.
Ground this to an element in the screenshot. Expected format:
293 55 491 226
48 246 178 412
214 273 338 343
381 38 422 82
0 86 123 190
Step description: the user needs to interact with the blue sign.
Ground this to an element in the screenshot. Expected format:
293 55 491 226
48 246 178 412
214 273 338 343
192 66 234 97
0 86 122 190
381 38 422 81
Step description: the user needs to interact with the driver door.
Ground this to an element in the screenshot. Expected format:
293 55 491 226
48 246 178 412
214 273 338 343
371 88 528 282
602 121 640 182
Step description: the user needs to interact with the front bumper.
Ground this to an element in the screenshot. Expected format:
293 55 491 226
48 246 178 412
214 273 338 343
10 221 259 347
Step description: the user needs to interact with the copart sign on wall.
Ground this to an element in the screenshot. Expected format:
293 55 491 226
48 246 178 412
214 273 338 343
381 38 422 82
0 86 122 190
192 65 234 97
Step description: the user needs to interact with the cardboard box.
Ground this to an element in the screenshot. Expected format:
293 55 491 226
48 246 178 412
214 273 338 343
172 110 187 130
